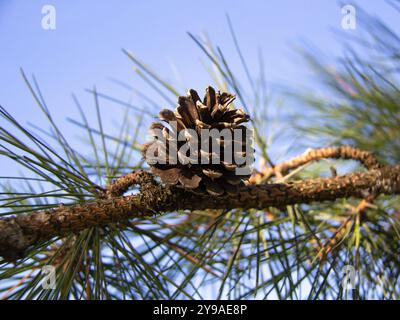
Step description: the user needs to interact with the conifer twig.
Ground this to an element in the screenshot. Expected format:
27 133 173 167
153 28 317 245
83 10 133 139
254 145 382 182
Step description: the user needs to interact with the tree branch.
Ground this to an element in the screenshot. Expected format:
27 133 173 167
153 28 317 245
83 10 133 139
1 156 399 262
255 145 382 181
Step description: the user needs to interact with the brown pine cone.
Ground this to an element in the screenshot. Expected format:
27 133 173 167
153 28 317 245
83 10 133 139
142 86 253 196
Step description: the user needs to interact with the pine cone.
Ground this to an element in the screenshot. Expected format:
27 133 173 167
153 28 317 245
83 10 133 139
142 86 253 196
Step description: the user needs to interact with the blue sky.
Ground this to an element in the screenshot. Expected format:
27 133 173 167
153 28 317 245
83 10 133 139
0 0 399 176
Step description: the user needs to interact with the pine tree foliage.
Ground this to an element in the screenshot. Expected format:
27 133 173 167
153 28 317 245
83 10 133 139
0 7 399 299
292 6 400 299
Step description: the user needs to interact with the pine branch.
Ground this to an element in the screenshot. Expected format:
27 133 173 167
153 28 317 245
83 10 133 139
256 145 382 181
1 147 399 262
105 171 142 198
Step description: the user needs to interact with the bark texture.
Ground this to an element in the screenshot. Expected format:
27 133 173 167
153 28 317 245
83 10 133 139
258 145 382 179
1 163 400 262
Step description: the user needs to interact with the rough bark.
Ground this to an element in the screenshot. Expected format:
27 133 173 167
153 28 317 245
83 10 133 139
258 145 382 180
1 164 400 262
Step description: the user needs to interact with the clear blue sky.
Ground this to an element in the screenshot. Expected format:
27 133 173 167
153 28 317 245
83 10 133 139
0 0 399 176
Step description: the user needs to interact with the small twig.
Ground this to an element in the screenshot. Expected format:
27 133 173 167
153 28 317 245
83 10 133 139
105 171 142 198
253 145 382 182
0 269 35 300
315 215 354 262
315 197 375 261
